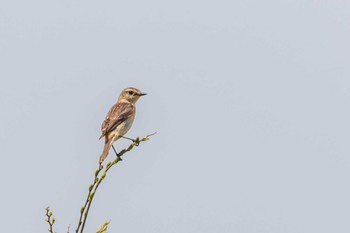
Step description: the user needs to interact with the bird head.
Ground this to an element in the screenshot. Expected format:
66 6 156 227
118 87 147 104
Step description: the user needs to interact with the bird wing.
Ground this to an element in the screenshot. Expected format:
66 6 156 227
100 102 134 139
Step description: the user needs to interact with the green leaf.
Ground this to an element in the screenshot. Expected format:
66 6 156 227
95 169 99 177
96 221 110 233
120 149 127 155
127 144 134 151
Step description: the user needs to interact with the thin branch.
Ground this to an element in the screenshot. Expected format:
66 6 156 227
75 164 103 233
78 132 156 233
45 207 56 233
96 220 111 233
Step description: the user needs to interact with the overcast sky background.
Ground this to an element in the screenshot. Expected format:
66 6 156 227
1 0 350 232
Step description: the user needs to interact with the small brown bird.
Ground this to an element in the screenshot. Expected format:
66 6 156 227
99 87 146 164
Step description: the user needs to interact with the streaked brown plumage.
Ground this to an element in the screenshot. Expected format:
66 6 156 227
99 87 146 164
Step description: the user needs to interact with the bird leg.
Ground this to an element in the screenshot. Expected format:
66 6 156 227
112 145 123 161
119 136 140 146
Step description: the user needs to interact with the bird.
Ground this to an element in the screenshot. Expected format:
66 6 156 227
99 87 146 164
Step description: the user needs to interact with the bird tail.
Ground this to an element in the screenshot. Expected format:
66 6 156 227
99 138 113 164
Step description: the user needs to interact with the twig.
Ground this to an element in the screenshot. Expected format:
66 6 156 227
96 220 111 233
78 132 156 233
45 207 56 233
75 164 103 233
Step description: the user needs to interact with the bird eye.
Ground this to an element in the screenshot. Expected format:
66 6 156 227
128 91 134 95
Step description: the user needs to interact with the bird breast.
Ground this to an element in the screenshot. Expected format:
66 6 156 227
115 115 135 138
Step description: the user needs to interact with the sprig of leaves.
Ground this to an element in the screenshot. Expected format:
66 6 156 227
45 133 155 233
96 221 110 233
45 207 57 233
77 133 156 233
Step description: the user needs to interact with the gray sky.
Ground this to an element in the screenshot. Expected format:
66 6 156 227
1 0 350 232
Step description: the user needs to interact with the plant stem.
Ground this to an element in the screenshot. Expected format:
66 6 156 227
45 207 55 233
77 133 156 233
75 164 103 233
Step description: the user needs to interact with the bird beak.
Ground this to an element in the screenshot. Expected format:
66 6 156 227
137 92 147 96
